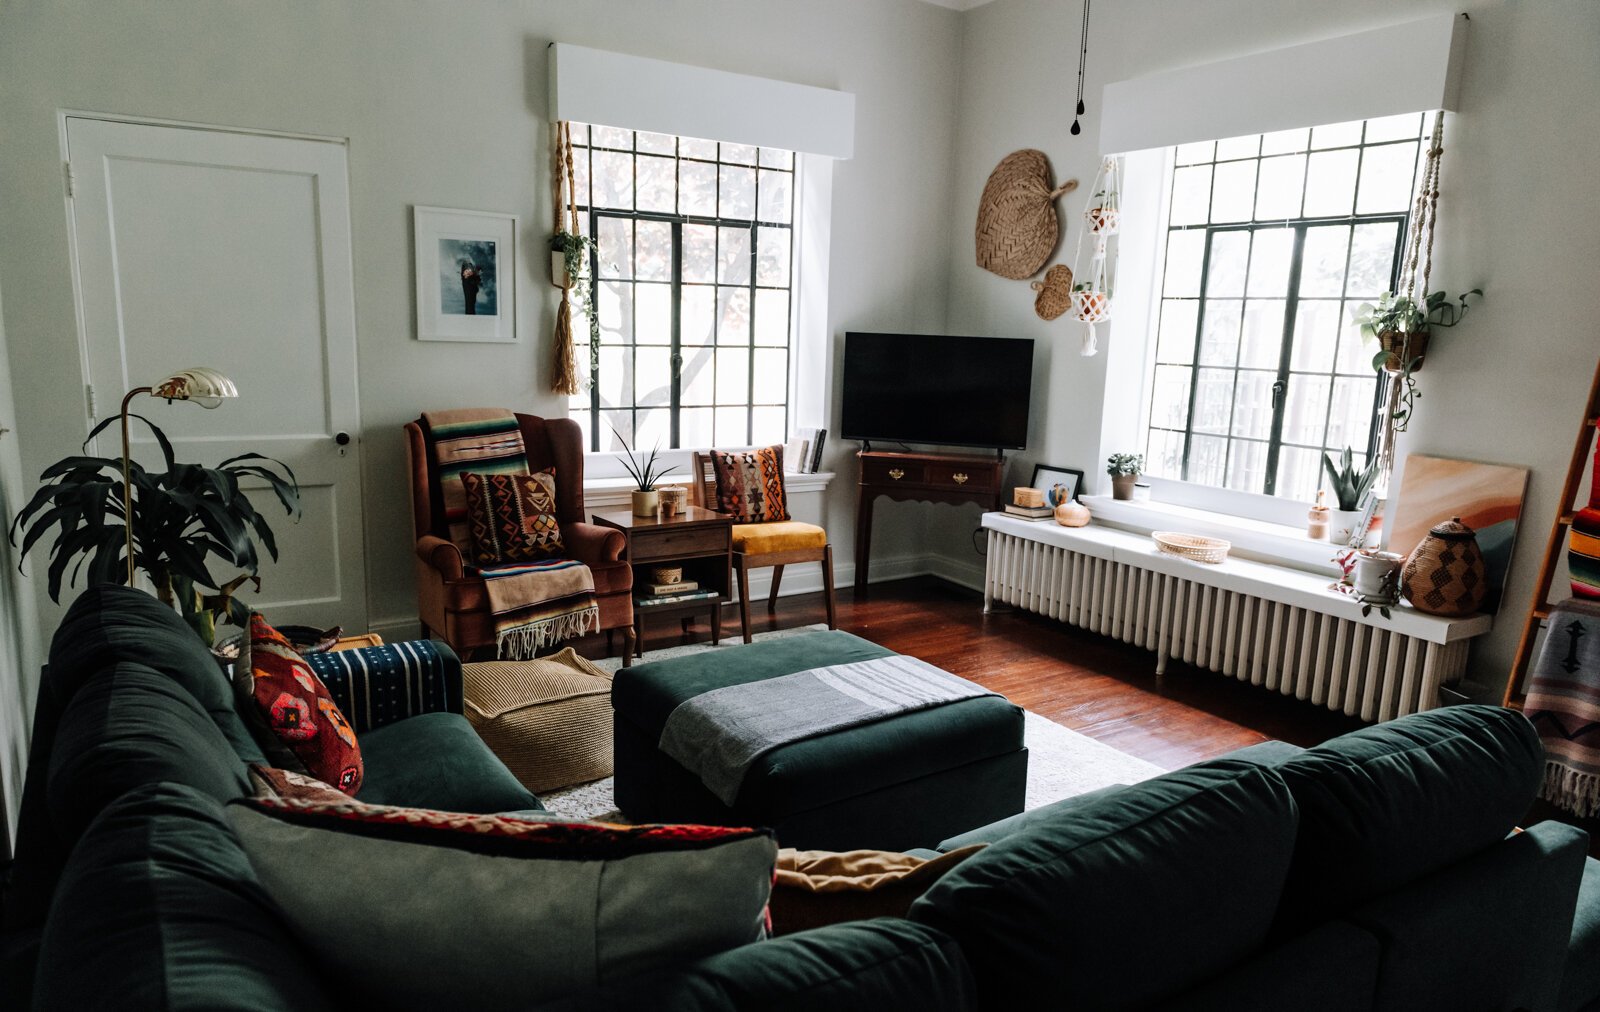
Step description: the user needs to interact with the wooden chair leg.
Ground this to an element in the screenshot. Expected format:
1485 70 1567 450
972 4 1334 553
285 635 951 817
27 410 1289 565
737 560 753 644
606 628 615 653
768 565 784 613
823 545 837 630
621 625 636 666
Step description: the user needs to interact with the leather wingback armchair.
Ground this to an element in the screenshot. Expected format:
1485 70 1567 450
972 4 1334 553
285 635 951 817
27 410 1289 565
404 413 635 663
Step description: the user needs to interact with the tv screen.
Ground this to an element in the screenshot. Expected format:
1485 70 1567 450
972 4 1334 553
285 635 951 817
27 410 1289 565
840 332 1033 450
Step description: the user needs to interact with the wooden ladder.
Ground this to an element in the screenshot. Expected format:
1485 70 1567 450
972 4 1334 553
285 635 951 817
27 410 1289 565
1504 355 1600 708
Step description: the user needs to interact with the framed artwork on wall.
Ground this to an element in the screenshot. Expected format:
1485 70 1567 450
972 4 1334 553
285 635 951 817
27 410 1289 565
1030 464 1085 507
413 206 518 343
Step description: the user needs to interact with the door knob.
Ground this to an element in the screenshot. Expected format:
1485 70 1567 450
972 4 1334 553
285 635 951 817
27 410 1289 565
335 432 351 446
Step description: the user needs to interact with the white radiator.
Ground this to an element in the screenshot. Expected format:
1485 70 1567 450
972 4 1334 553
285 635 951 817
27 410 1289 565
983 524 1478 723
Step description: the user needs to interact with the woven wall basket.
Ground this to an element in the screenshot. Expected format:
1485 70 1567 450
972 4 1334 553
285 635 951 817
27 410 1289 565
976 149 1078 280
1032 265 1074 321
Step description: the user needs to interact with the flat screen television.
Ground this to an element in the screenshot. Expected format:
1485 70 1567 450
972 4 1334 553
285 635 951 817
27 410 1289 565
841 332 1033 450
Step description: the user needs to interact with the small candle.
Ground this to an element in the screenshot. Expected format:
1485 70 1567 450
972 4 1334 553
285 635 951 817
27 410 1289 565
1308 489 1330 541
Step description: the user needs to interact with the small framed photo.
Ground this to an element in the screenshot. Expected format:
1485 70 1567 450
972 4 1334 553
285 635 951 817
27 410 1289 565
1030 464 1084 508
414 206 518 342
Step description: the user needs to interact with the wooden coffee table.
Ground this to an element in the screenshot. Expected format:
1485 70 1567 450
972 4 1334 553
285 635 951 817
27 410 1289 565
592 505 733 659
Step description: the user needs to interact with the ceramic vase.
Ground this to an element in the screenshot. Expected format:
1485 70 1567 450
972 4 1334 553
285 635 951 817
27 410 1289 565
551 251 573 289
1054 500 1091 527
1328 509 1363 546
631 488 660 517
1111 474 1138 501
1353 551 1405 601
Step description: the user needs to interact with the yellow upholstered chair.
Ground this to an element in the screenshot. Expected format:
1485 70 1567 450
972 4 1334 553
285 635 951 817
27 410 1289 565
690 451 838 642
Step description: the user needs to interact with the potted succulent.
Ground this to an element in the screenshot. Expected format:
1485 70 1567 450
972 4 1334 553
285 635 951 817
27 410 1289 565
1320 446 1378 546
8 416 299 646
611 424 679 517
1106 452 1143 500
1352 288 1480 430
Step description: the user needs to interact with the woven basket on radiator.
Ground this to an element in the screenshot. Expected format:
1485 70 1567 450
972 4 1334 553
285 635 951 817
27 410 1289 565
1153 532 1231 564
463 648 613 793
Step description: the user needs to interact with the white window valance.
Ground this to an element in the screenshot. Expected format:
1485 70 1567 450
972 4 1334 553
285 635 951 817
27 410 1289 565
1100 13 1467 154
548 43 856 160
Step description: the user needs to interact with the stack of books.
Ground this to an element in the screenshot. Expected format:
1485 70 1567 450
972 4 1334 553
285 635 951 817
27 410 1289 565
635 581 719 608
1004 488 1054 522
784 428 828 474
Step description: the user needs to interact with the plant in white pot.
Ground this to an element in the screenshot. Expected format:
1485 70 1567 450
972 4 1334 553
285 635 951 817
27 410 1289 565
1106 453 1143 501
611 425 678 517
1321 447 1378 546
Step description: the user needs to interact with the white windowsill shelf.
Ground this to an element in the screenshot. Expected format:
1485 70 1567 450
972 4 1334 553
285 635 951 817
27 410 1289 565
1079 494 1358 577
583 471 833 510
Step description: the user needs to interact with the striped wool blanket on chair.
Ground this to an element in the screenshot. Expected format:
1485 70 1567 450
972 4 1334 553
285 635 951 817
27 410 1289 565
422 409 598 659
1571 436 1600 599
1526 598 1600 816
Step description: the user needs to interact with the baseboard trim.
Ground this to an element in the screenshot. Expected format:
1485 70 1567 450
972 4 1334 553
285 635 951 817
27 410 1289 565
365 550 986 642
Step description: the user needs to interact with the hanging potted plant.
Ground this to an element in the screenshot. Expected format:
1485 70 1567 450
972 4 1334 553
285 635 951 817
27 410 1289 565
1106 452 1143 500
1353 288 1480 430
1084 188 1120 235
549 230 591 290
1320 446 1378 545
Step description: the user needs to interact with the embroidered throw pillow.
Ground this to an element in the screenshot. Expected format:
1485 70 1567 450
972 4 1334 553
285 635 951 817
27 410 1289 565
236 614 363 794
711 445 790 523
461 467 564 565
226 796 776 1009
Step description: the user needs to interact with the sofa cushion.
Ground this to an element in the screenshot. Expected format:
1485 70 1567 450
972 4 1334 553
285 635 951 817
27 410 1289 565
47 584 264 762
49 663 252 838
1561 856 1600 1012
547 918 976 1012
1272 704 1543 930
907 757 1299 1010
33 783 333 1012
236 614 363 793
227 798 776 1010
356 710 543 812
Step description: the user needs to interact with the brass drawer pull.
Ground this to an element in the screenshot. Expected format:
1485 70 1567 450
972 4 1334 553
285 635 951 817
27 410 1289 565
888 468 905 480
952 472 969 485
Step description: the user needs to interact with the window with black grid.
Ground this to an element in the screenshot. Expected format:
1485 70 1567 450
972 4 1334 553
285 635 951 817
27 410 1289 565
1144 113 1428 500
566 123 795 454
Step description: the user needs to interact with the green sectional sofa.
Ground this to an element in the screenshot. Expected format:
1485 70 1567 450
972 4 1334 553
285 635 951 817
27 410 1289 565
6 585 1600 1010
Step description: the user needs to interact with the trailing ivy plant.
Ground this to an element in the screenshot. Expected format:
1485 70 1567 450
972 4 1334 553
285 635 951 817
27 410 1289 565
1352 288 1481 430
8 414 300 644
551 230 602 390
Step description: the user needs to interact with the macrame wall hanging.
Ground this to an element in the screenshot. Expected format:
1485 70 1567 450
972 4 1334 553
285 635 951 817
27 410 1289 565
549 121 582 396
1070 0 1092 136
1067 155 1121 356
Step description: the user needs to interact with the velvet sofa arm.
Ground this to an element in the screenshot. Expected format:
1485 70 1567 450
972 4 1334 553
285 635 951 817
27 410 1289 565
561 521 626 565
308 640 464 734
416 535 466 581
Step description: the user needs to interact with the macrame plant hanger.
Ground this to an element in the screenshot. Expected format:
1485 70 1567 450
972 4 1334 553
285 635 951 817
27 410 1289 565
1069 155 1121 356
1373 110 1445 496
550 121 582 396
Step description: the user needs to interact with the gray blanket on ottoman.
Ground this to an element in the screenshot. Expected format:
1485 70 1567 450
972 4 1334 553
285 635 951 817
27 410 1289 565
658 654 998 804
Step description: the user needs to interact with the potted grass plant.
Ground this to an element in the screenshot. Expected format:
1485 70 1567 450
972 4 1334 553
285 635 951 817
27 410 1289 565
1321 447 1378 546
8 416 299 645
611 425 679 517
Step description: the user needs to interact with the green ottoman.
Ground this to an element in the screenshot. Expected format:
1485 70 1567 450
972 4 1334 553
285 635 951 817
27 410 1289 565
611 631 1028 851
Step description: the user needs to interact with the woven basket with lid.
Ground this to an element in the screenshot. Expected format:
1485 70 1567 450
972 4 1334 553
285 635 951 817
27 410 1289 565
975 150 1077 280
1400 516 1486 616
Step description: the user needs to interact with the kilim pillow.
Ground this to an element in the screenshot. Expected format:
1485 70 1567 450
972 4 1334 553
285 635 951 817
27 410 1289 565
234 614 363 794
461 467 564 565
711 445 790 523
226 796 776 1010
248 764 350 805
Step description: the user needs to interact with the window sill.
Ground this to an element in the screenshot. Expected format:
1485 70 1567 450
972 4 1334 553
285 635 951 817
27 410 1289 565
582 471 833 510
1080 494 1345 576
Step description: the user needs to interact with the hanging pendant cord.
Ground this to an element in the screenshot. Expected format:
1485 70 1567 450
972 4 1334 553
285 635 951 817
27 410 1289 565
1070 0 1091 135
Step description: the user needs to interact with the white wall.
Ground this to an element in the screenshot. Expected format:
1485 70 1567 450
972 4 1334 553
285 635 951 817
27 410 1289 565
0 0 963 639
941 0 1600 697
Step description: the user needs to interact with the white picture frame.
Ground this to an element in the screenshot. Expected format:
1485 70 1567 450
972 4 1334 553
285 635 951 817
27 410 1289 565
413 205 518 343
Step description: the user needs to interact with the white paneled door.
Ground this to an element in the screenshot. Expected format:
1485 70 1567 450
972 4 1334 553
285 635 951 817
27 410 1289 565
65 116 367 630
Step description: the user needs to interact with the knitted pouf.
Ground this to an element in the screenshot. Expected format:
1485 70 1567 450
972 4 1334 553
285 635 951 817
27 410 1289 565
463 648 613 793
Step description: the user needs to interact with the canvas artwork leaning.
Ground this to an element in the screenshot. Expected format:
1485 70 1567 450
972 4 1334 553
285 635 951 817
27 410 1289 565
1387 454 1530 613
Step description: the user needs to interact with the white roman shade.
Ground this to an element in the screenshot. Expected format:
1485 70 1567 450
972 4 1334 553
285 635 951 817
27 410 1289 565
1100 13 1467 154
548 43 856 159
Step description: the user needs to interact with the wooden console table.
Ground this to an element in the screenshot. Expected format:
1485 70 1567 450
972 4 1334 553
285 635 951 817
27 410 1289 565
854 449 1005 593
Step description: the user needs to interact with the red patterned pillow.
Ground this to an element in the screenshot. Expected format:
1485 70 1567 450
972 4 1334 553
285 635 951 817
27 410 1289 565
711 445 790 523
239 614 363 794
461 467 564 565
248 764 351 804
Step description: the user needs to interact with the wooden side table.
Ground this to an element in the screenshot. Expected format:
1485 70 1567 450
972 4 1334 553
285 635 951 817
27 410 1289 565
855 449 1006 593
592 505 733 659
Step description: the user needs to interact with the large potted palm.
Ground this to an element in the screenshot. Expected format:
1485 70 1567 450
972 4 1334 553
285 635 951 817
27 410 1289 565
8 415 300 645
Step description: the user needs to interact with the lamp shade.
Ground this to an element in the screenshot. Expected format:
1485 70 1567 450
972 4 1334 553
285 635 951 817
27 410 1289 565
150 367 238 409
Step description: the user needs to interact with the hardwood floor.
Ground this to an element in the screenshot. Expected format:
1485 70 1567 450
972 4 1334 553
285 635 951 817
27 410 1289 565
608 575 1367 770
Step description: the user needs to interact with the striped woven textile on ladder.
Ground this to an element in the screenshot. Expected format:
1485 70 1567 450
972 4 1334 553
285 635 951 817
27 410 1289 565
1572 436 1600 599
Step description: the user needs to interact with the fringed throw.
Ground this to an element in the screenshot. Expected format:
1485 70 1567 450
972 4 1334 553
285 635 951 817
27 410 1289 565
421 408 529 556
1571 435 1600 599
479 559 600 660
1525 598 1600 816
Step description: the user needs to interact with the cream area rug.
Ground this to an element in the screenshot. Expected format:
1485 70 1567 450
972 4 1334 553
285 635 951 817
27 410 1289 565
541 625 1164 821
